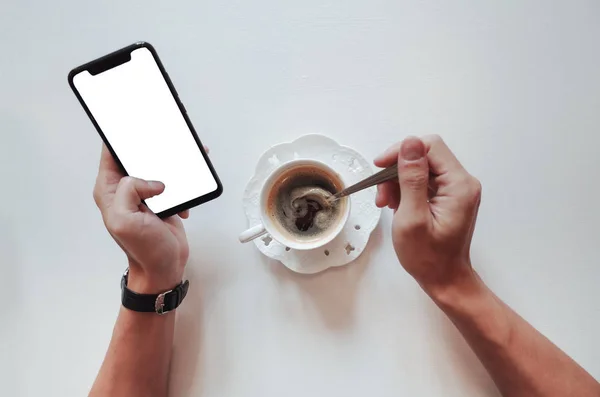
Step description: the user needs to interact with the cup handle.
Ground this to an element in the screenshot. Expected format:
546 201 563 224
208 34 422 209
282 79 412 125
239 224 268 243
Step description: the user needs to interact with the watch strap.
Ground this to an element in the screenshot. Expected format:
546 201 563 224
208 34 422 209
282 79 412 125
121 269 189 315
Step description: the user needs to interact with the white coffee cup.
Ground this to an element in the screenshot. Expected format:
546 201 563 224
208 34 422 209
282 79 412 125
238 159 350 250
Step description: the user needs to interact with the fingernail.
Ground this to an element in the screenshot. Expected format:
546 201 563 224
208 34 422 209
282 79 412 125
400 137 425 161
148 181 165 190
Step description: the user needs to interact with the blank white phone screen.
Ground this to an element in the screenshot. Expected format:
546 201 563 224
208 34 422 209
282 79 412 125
73 47 217 214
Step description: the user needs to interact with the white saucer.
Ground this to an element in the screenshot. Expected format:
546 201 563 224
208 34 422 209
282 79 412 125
242 134 382 274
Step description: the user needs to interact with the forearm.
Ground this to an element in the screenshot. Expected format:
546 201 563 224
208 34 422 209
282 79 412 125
426 270 600 397
89 308 175 397
89 269 179 397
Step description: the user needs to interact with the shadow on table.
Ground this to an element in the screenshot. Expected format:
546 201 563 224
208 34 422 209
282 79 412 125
167 223 384 394
266 222 384 331
421 246 500 397
168 234 229 397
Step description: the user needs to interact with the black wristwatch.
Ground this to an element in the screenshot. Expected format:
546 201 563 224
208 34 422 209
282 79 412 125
120 268 190 315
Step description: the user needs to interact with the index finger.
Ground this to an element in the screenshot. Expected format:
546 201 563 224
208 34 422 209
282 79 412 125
373 141 402 167
374 135 465 176
94 145 125 209
99 144 124 176
420 135 466 175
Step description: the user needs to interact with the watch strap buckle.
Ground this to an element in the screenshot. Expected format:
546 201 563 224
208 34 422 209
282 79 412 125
154 289 172 315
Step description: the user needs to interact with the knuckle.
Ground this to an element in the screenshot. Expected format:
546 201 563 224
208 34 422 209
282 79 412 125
106 214 131 237
457 175 472 195
108 219 128 237
92 185 101 206
470 177 482 202
456 175 482 205
117 176 135 190
117 176 144 196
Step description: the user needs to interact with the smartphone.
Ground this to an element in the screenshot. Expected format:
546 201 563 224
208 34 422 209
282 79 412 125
68 42 222 218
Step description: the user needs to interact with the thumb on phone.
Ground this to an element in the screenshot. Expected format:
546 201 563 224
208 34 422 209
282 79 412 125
113 177 165 212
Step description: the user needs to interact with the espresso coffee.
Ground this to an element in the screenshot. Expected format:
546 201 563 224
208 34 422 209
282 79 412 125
266 165 346 241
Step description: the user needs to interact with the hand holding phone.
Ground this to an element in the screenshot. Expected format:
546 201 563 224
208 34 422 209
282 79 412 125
69 42 222 218
92 145 190 292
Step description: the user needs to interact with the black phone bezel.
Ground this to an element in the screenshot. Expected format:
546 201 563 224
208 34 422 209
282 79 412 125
68 41 223 218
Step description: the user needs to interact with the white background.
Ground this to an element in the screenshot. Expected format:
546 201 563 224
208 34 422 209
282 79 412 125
1 1 599 396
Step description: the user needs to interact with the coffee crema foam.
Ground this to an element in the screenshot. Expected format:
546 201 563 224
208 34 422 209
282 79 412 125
266 165 346 241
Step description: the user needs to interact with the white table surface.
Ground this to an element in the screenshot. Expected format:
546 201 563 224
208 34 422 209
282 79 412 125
1 1 599 396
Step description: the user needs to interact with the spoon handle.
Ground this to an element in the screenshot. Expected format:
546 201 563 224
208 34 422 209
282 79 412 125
332 165 398 200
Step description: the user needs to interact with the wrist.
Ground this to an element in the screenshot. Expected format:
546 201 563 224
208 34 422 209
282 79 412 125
422 266 513 349
127 263 184 294
420 265 484 309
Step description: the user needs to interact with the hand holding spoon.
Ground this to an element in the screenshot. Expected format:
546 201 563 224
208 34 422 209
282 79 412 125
328 165 398 203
